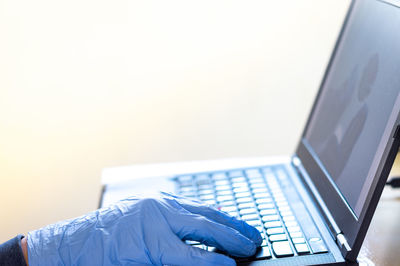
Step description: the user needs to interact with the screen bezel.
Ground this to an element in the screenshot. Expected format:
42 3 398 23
295 0 400 260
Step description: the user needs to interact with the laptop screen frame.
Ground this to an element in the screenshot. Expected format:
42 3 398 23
295 0 400 260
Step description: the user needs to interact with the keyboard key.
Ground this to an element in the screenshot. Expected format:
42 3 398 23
215 185 230 191
232 182 248 188
255 246 272 259
207 246 217 252
255 226 264 233
252 188 269 194
267 181 279 188
264 221 282 228
269 234 287 242
228 170 243 177
284 221 298 227
216 190 232 196
262 167 273 173
256 198 273 204
198 189 214 195
271 191 284 197
196 174 210 179
220 206 237 213
178 175 193 186
241 214 259 221
274 196 287 203
308 238 328 254
295 243 310 254
276 201 289 207
200 194 214 200
289 232 303 238
272 191 285 197
251 183 267 189
231 177 246 183
253 193 271 199
219 200 235 207
261 215 280 222
238 202 256 209
195 175 211 185
236 197 253 204
278 206 291 212
266 227 285 235
279 210 293 217
186 240 200 245
178 175 192 181
217 195 234 202
235 192 252 198
258 203 275 210
246 169 262 178
286 226 301 233
228 211 239 217
233 187 249 193
239 208 257 215
267 183 279 189
212 173 228 180
292 237 305 244
246 220 262 227
272 241 294 257
266 173 278 180
249 178 264 184
268 186 281 193
246 223 265 234
261 239 268 247
198 184 213 190
193 244 207 250
283 216 295 222
203 199 217 205
180 186 195 193
215 180 230 186
215 185 231 192
259 209 276 216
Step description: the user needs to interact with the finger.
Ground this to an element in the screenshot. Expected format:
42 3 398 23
169 213 257 257
164 236 236 266
162 192 262 246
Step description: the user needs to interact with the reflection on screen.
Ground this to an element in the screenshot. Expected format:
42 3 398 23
305 0 400 217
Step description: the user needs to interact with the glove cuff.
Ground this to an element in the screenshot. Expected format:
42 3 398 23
0 235 27 266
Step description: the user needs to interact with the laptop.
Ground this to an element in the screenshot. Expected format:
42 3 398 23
100 0 400 264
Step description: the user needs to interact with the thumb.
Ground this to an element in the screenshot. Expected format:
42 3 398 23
162 237 236 266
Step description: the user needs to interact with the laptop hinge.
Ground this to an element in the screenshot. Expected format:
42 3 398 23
291 156 351 252
337 233 351 252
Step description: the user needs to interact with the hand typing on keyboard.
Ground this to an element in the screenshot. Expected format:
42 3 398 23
177 167 328 261
27 193 262 266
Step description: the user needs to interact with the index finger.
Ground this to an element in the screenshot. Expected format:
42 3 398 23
161 192 262 246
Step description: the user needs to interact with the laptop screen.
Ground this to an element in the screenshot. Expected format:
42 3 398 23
304 0 400 217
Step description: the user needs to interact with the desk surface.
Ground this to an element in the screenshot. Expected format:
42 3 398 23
102 156 400 266
358 160 400 266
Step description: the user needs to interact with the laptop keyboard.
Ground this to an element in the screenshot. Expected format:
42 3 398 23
174 165 329 261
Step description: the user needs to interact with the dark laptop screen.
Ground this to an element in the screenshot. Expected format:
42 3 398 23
304 0 400 217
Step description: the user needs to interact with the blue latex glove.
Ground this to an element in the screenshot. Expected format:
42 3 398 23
27 193 262 265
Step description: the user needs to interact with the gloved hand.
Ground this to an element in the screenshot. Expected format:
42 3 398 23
27 193 262 265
